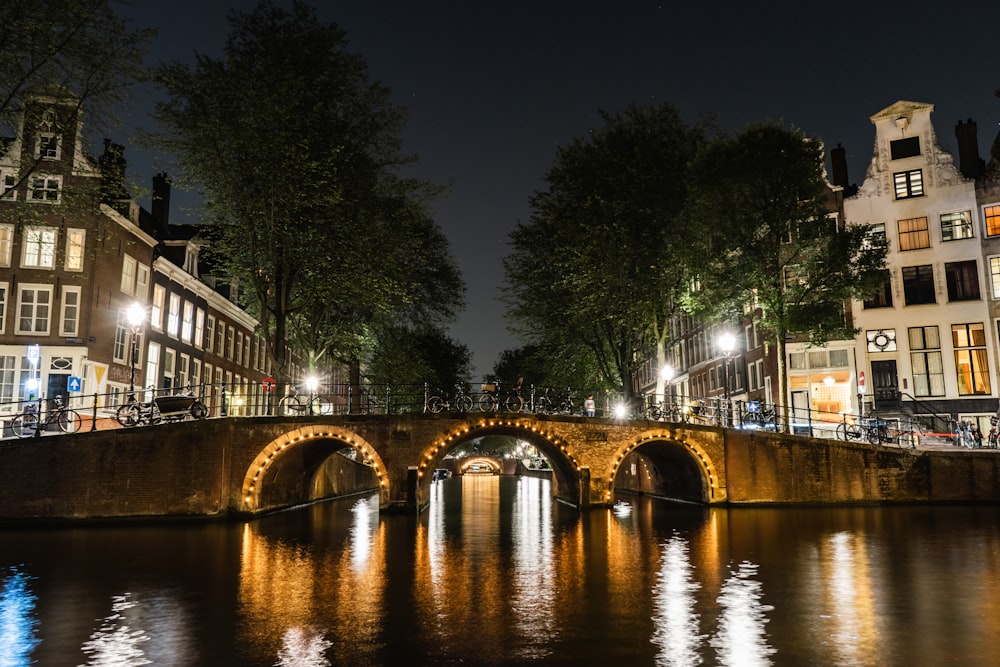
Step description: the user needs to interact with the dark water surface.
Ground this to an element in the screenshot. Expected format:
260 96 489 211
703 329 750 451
2 475 1000 666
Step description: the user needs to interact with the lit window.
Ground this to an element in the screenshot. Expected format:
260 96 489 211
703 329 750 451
952 323 991 395
167 293 180 337
893 169 923 199
135 264 149 301
28 175 61 203
195 309 205 348
205 316 216 353
898 217 930 251
60 286 81 336
65 228 85 271
990 257 1000 299
909 326 944 397
0 282 7 334
21 226 56 268
985 204 1000 237
16 284 52 334
151 285 165 330
120 254 136 294
181 301 193 343
0 224 13 266
941 211 974 241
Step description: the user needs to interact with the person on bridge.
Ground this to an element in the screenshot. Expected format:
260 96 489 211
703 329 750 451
584 395 595 417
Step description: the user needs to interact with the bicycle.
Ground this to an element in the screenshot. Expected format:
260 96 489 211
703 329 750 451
836 415 864 442
277 385 330 416
740 401 779 430
427 382 474 413
11 395 83 437
536 386 574 415
988 417 999 449
683 400 715 425
479 377 524 413
954 419 982 449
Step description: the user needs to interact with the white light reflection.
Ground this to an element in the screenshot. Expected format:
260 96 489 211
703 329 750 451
651 535 705 666
349 496 379 571
613 500 633 518
80 593 151 666
510 476 555 660
824 531 877 664
275 626 333 667
710 562 775 666
0 566 40 664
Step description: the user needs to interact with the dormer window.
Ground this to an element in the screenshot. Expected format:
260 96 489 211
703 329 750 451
890 137 920 160
893 169 923 199
36 133 61 160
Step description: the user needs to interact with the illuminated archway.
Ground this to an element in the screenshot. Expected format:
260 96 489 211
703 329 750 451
606 429 720 504
241 425 387 512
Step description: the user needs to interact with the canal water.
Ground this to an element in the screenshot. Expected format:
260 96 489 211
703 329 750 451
2 475 1000 666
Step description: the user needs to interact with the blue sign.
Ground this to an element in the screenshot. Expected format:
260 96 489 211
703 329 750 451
67 376 82 392
746 400 760 413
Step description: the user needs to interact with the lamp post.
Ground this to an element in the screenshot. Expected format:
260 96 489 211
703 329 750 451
125 302 145 396
306 376 319 416
717 332 736 427
660 364 674 413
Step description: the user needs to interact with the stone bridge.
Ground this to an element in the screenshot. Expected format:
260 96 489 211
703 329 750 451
2 412 1000 521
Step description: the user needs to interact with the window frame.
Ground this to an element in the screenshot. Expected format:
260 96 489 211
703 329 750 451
984 204 1000 237
15 283 53 335
902 264 936 305
909 326 945 397
21 226 57 268
120 254 136 294
941 210 974 242
0 224 12 266
945 260 981 302
898 216 930 251
893 169 924 199
953 323 991 396
64 228 86 271
59 285 81 337
28 174 62 204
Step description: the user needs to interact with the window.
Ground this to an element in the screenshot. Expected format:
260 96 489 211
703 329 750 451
941 211 974 241
863 222 886 250
151 285 165 330
216 322 225 358
194 309 205 348
890 136 920 160
226 326 234 360
909 326 945 397
1 172 16 200
167 293 180 337
898 217 930 250
35 133 60 160
205 315 216 354
0 225 11 266
945 260 980 302
985 204 1000 237
178 353 189 389
0 356 15 404
16 284 52 334
135 264 149 301
181 301 194 343
21 226 56 268
59 286 81 336
990 257 1000 299
953 323 991 395
0 282 7 334
163 348 175 390
28 175 61 203
113 310 127 364
64 228 85 271
146 342 160 393
893 169 923 199
863 270 893 309
121 254 136 294
902 265 935 305
191 359 201 391
235 332 243 366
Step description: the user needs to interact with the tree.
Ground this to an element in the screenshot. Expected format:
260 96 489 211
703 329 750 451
0 0 153 195
685 122 888 424
504 103 706 399
151 1 463 381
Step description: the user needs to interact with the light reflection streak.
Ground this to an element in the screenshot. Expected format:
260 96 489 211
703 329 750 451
824 531 878 665
80 593 151 666
710 562 775 666
510 476 555 659
0 566 40 665
349 496 379 570
651 535 705 666
275 626 333 667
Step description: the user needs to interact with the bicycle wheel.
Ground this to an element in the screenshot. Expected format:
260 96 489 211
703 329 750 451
190 401 208 420
427 396 445 414
535 397 552 415
456 395 474 412
313 395 333 415
867 426 885 445
504 394 524 412
11 412 38 437
58 409 83 433
479 393 498 412
277 395 304 416
743 412 763 429
646 405 662 421
116 403 141 427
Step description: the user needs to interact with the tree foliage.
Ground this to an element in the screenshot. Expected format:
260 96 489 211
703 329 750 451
151 0 463 379
365 324 472 409
685 122 887 418
0 0 152 193
504 103 706 397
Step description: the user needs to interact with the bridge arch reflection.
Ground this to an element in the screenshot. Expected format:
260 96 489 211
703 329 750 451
241 425 387 512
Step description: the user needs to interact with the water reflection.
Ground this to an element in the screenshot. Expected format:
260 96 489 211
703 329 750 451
651 535 705 666
710 562 775 666
0 566 40 664
80 594 151 666
275 626 332 667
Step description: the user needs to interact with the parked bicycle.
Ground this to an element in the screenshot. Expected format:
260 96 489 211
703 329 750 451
117 388 207 427
536 386 574 415
427 382 474 413
740 401 779 430
954 419 984 449
11 395 82 437
989 417 999 449
479 377 524 413
277 384 332 416
682 400 716 425
646 398 682 422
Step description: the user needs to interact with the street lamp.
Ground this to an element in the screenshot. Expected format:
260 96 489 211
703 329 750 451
125 302 145 395
306 376 319 415
660 363 674 414
717 332 736 426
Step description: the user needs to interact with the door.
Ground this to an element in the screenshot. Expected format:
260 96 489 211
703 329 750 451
871 360 900 407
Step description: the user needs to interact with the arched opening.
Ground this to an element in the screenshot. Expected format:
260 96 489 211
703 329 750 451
415 419 583 510
609 434 717 504
241 426 384 514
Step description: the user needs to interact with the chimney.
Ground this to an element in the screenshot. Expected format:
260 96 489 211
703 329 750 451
955 119 985 179
830 143 849 188
152 172 171 235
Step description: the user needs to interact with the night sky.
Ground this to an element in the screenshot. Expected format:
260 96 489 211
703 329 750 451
118 1 1000 378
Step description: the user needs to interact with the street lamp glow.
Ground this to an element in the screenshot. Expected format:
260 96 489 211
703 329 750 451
660 364 674 382
717 332 736 355
717 331 736 427
125 302 145 395
614 403 628 419
306 376 319 392
126 302 145 329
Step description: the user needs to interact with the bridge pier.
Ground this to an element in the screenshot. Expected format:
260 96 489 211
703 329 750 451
579 467 591 510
